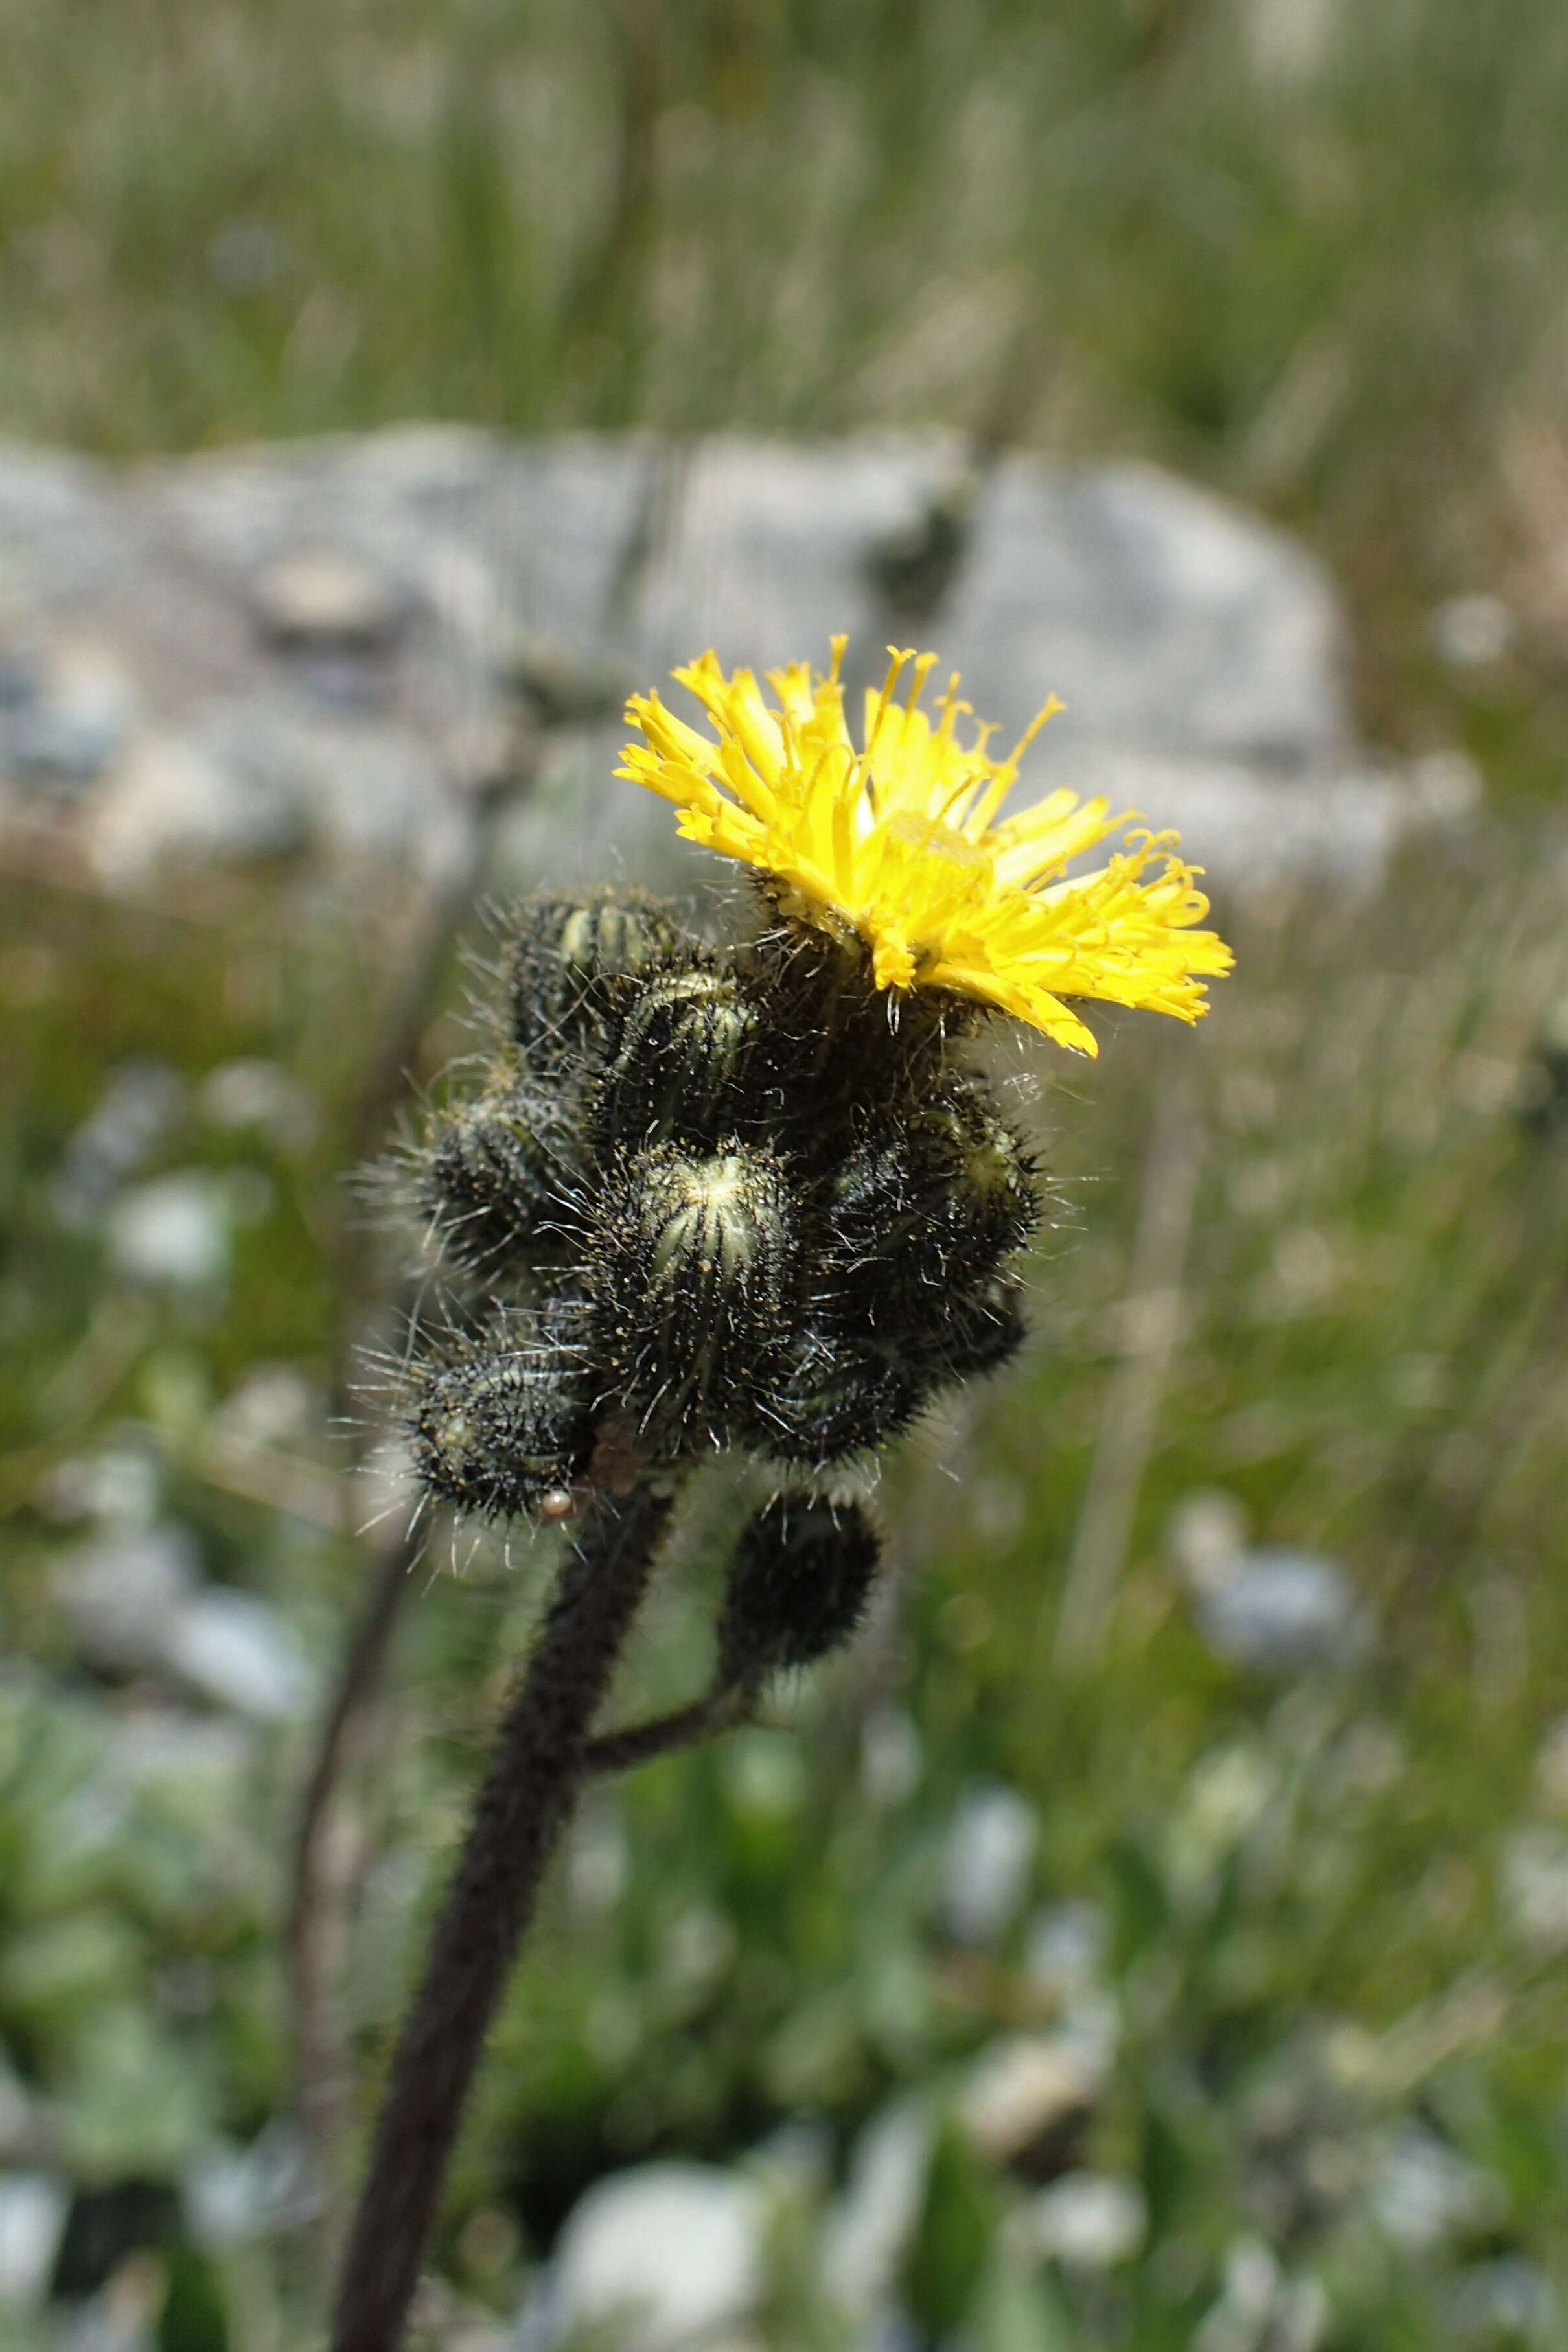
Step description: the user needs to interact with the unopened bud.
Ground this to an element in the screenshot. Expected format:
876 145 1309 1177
409 1317 592 1521
717 1492 882 1678
504 892 688 1065
421 1079 579 1271
591 1141 795 1433
596 965 766 1147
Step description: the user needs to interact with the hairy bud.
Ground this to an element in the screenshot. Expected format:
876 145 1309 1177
420 1079 579 1271
503 892 689 1066
590 1140 795 1431
409 1316 593 1520
825 1082 1039 1322
717 1492 882 1678
740 1323 926 1466
595 964 767 1147
934 1276 1028 1383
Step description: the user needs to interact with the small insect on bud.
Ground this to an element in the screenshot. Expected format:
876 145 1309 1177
740 1323 927 1467
420 1079 579 1273
503 892 689 1066
595 964 767 1149
824 1081 1039 1328
717 1492 882 1679
590 1141 795 1435
409 1319 592 1522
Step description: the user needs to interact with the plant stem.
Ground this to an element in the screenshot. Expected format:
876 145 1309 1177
330 1480 674 2352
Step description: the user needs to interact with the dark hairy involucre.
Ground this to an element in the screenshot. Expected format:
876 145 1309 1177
402 892 1041 1509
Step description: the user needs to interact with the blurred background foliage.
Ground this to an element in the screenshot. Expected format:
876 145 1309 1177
5 2 1568 2348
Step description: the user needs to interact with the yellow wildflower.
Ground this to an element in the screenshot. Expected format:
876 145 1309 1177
618 639 1232 1054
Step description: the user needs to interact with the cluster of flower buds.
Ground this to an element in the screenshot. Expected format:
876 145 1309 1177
402 890 1040 1663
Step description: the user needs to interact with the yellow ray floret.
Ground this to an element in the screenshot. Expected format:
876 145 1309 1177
617 639 1233 1054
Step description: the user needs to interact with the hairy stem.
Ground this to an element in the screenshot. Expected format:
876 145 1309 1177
582 1674 759 1775
330 1481 673 2352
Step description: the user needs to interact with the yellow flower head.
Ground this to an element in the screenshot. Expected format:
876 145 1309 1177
618 639 1232 1054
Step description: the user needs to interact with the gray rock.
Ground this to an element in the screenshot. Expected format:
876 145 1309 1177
53 1523 202 1671
92 730 306 882
1024 1900 1108 1996
1501 1827 1568 1955
1193 1547 1373 1676
939 1782 1038 1944
251 548 407 654
107 1172 231 1291
547 2162 763 2352
161 1589 315 1722
3 643 135 790
940 455 1351 770
0 426 1454 900
198 1059 318 1151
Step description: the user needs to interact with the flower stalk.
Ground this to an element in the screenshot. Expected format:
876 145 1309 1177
330 1479 673 2352
329 640 1230 2344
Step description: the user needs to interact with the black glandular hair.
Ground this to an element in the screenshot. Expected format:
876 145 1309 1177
408 1308 594 1521
594 959 767 1151
586 1138 796 1446
503 891 693 1073
717 1491 883 1679
401 887 1043 1521
419 1075 583 1274
821 1079 1039 1322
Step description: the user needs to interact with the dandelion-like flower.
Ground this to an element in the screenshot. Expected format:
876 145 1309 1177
620 638 1233 1053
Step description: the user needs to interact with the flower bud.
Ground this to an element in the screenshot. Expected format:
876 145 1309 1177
934 1276 1027 1383
590 1141 795 1434
595 965 767 1148
420 1079 579 1272
740 1323 926 1466
503 892 689 1065
717 1492 882 1678
824 1081 1038 1322
409 1316 592 1521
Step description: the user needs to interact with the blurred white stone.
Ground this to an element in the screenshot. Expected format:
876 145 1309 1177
162 1589 315 1721
54 1523 201 1670
860 1707 922 1811
253 548 406 651
821 2101 934 2318
940 1783 1038 1944
1453 2257 1558 2343
958 2034 1107 2167
1024 1900 1108 1997
198 1059 318 1151
181 2124 312 2252
0 2171 69 2307
1193 1547 1372 1676
1020 2173 1146 2269
5 642 136 790
52 1059 186 1226
548 2163 763 2352
1166 1490 1250 1591
107 1171 231 1291
1369 2125 1501 2252
1431 592 1514 669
